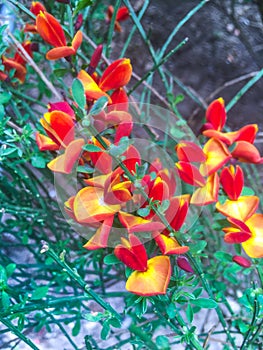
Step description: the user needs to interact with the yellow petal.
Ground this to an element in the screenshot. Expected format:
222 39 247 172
126 256 171 296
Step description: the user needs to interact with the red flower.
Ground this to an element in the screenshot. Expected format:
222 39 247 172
106 6 129 32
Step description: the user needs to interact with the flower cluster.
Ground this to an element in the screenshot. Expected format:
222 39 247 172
16 2 262 296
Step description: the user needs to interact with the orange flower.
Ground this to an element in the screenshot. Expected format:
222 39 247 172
204 98 226 131
37 110 75 150
223 215 263 258
78 58 132 101
199 138 231 176
36 11 82 60
1 42 33 83
106 6 129 32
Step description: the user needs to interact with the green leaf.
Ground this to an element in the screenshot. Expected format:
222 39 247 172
5 263 16 278
31 156 46 168
84 311 106 322
191 298 217 309
186 303 193 323
1 291 10 309
241 186 255 196
104 254 121 265
137 207 150 217
76 164 94 174
188 240 207 254
31 285 49 300
214 251 232 262
156 335 170 350
158 199 170 213
72 78 86 109
74 0 94 15
0 92 12 105
89 96 108 116
135 163 148 179
108 317 121 328
101 320 110 340
54 68 68 78
108 137 131 157
72 319 81 336
166 303 176 319
82 144 103 152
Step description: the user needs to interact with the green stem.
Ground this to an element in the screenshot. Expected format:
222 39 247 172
43 245 122 322
105 0 121 58
129 324 159 350
0 317 40 350
240 297 260 350
128 38 188 96
226 67 263 112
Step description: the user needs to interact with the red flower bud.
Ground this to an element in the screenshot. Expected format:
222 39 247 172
177 256 194 273
88 44 103 75
232 255 251 268
75 13 83 31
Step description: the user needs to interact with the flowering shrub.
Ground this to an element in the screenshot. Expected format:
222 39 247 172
0 0 262 349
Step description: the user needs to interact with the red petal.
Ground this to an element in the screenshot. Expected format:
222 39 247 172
220 165 244 200
35 132 60 151
46 46 75 60
175 141 206 162
99 58 132 91
205 98 226 131
83 216 114 250
231 141 263 164
154 234 189 255
232 256 251 268
176 161 206 187
36 11 66 47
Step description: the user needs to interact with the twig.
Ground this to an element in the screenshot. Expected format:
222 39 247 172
7 31 62 100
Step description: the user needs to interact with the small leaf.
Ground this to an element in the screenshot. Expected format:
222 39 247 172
166 303 176 319
101 320 110 340
31 156 46 168
214 251 232 262
135 163 148 179
89 96 108 116
0 92 12 105
156 335 170 350
104 254 121 265
84 311 106 322
137 207 150 217
74 0 93 15
82 144 103 152
191 298 217 309
186 303 193 323
72 319 81 336
108 317 121 328
241 186 255 196
31 285 49 300
188 240 207 254
108 137 131 157
54 68 68 78
72 78 86 109
77 164 94 174
158 199 170 214
5 263 16 278
1 291 10 309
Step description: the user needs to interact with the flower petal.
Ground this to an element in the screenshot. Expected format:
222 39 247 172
78 70 111 101
216 196 259 221
36 11 66 47
190 173 219 206
154 234 189 255
205 98 226 131
126 256 171 296
83 216 114 250
47 138 84 174
46 46 75 60
242 214 263 258
99 58 132 91
118 211 165 233
36 132 60 151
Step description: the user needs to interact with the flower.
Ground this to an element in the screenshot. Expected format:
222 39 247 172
36 11 82 60
78 58 132 102
106 6 129 32
223 215 263 258
114 235 171 296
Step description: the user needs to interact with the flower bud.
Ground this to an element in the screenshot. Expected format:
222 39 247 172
177 256 193 273
232 255 251 268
